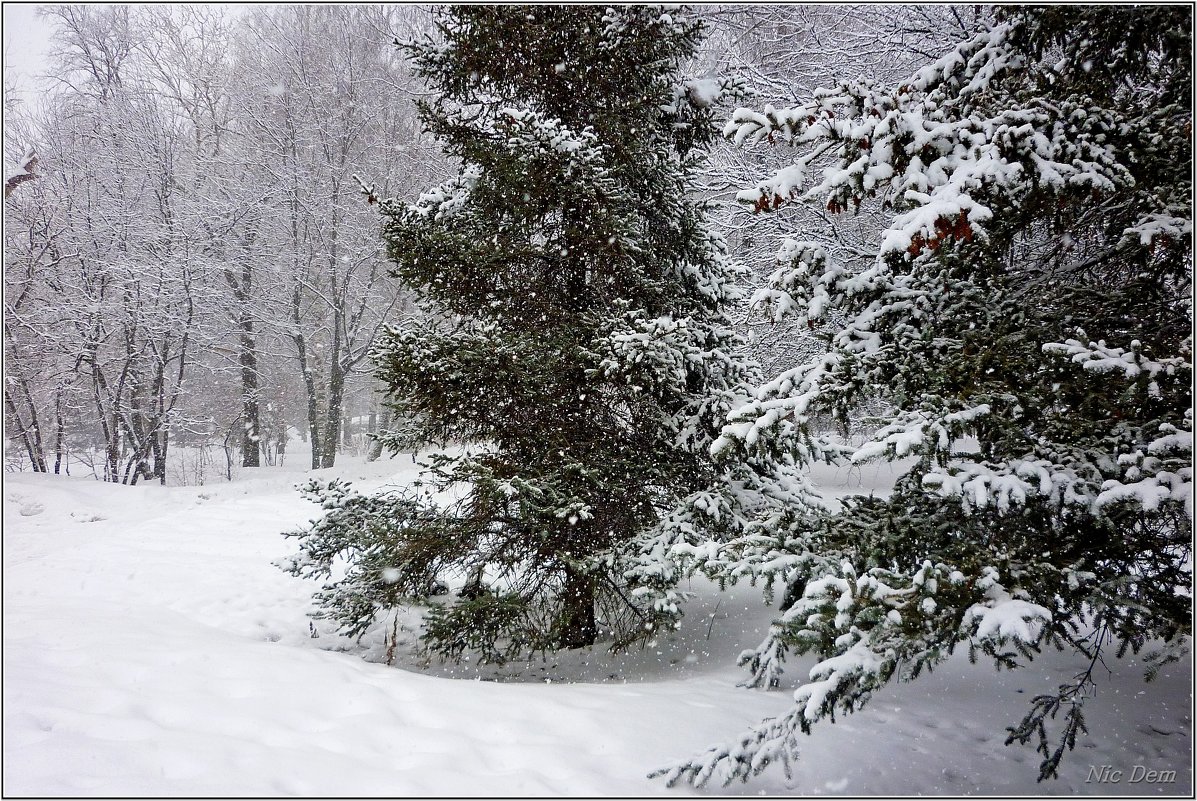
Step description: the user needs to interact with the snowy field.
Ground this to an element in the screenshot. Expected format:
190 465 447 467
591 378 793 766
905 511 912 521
3 451 1191 797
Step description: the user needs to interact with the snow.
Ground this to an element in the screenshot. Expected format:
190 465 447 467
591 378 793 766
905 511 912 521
723 19 1133 277
4 455 1192 796
1124 213 1193 247
1044 338 1187 380
5 149 37 183
683 78 723 109
964 569 1053 644
413 164 482 220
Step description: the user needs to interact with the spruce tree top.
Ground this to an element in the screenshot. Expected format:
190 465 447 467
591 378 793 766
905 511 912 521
374 6 754 472
388 6 732 328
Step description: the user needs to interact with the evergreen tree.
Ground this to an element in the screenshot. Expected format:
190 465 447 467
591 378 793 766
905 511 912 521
660 6 1192 786
281 6 811 660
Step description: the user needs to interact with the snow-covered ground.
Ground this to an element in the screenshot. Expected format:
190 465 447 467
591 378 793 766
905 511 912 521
3 452 1191 796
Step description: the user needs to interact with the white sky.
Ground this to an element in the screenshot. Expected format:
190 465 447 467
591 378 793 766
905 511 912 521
3 3 54 94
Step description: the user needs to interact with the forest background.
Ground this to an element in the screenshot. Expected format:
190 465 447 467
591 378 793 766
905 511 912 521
3 4 971 484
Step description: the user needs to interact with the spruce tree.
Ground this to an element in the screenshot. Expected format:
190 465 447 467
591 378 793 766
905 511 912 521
281 6 812 660
661 6 1192 787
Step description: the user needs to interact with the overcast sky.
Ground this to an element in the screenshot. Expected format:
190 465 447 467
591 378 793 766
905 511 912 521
4 3 54 95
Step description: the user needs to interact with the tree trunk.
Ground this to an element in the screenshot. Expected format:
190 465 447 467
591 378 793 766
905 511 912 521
150 352 168 485
16 376 48 472
294 335 322 470
367 408 389 461
4 388 46 472
239 317 261 468
104 422 120 482
306 389 322 469
779 575 807 613
124 383 151 485
557 564 597 649
90 364 120 483
3 323 48 472
320 363 345 469
53 387 66 474
152 431 167 485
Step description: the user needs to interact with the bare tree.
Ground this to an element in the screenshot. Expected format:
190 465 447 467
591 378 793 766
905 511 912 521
2 4 462 481
232 5 436 469
6 5 203 484
132 6 271 468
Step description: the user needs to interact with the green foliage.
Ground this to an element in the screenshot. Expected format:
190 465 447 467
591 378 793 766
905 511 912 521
422 592 539 666
665 4 1192 787
284 6 802 660
278 479 453 638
